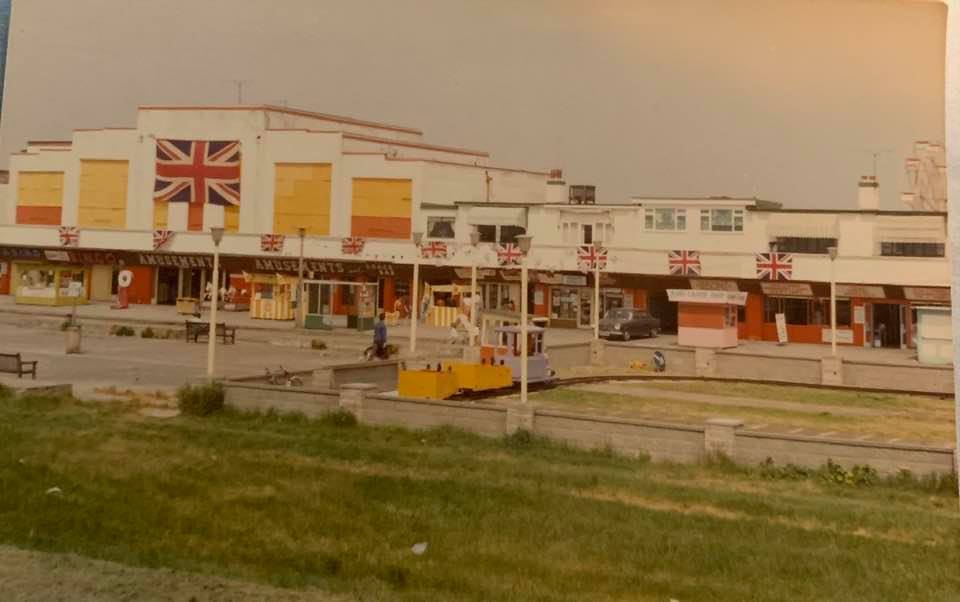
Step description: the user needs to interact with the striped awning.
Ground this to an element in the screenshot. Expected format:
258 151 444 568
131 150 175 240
766 214 838 239
466 206 527 227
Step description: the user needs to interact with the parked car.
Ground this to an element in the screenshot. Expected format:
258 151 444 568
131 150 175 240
598 308 661 341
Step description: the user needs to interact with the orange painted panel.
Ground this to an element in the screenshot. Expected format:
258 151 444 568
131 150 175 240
0 262 10 295
351 215 411 239
188 203 204 231
534 284 548 317
126 267 155 304
16 205 62 225
760 323 824 344
744 293 764 340
678 304 724 329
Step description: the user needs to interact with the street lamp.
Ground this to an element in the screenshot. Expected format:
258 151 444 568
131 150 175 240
410 231 424 354
206 227 224 380
296 227 306 329
593 246 600 340
516 234 533 405
827 246 838 357
469 228 481 347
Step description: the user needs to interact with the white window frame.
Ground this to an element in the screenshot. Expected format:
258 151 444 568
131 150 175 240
700 208 744 233
644 208 687 232
426 216 456 239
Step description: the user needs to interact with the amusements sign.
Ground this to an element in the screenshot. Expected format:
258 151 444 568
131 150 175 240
667 289 748 306
689 279 738 292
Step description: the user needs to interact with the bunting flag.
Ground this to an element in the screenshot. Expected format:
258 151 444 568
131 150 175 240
577 245 608 271
668 250 701 276
260 234 285 253
58 226 79 247
496 243 523 266
341 236 365 255
421 241 449 259
152 229 174 251
756 252 794 281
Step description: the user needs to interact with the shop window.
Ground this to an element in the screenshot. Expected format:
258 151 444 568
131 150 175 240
763 297 852 326
551 287 579 320
775 237 838 254
427 217 455 239
880 242 944 257
644 208 686 231
340 285 355 306
701 208 744 232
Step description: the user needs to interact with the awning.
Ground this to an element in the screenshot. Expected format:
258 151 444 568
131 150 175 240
766 214 838 239
466 206 527 227
876 216 945 244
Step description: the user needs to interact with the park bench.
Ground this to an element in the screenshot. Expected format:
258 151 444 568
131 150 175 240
0 353 38 379
184 321 236 345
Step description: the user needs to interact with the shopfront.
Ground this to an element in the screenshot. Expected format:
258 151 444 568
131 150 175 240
12 263 90 306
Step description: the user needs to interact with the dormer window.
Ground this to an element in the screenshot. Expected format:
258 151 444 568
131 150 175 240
700 208 744 232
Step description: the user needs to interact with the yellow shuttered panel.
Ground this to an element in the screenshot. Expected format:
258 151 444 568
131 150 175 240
154 201 168 229
78 160 128 229
224 205 240 233
351 178 412 239
272 163 332 235
17 172 64 206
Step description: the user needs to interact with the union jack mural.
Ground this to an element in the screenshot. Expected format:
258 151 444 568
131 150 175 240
496 243 523 266
420 241 448 259
154 139 241 231
577 245 608 271
152 229 174 251
668 250 701 276
58 226 79 247
341 237 365 255
260 234 285 253
756 252 794 281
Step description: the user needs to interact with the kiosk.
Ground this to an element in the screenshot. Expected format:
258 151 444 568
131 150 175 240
667 289 748 349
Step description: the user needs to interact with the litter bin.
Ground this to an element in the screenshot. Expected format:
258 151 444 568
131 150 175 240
65 324 82 354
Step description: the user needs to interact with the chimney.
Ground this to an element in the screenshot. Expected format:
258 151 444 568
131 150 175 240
857 175 879 210
545 168 566 204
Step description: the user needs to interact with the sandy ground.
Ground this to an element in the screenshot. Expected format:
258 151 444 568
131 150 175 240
0 545 344 601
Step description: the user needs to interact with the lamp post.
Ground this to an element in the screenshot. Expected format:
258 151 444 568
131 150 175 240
296 227 306 328
593 248 600 340
516 235 533 404
206 227 224 380
827 246 838 357
469 228 481 347
410 231 424 354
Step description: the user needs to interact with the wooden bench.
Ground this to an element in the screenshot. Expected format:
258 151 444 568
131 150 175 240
185 321 236 345
0 353 38 379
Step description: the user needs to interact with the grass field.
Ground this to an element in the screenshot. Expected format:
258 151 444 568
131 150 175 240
528 381 955 443
1 391 959 601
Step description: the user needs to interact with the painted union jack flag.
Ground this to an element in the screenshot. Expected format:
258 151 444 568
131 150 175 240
668 250 701 276
577 245 608 271
496 243 523 266
152 229 174 250
154 139 241 231
420 241 448 259
756 252 793 280
260 234 285 253
58 226 79 247
341 237 365 255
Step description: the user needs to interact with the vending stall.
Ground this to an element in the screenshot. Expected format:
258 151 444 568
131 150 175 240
668 289 748 349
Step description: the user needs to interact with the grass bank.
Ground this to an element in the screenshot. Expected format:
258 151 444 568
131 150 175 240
0 393 958 601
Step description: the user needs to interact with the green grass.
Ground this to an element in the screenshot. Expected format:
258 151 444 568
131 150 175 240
0 394 959 601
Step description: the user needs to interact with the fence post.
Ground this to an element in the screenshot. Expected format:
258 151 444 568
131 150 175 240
339 383 377 421
704 418 743 459
590 339 605 366
820 356 843 386
695 348 716 378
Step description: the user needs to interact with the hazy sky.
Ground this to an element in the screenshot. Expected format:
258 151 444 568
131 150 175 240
0 0 946 209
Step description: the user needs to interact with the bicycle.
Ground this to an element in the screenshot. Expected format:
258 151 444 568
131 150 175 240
265 366 304 387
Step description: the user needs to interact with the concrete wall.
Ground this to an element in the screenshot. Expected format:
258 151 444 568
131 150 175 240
604 343 696 376
843 361 953 395
715 352 821 385
315 360 400 391
546 342 592 371
222 382 956 476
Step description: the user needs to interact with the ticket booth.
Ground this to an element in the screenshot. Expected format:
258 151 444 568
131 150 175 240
668 289 748 349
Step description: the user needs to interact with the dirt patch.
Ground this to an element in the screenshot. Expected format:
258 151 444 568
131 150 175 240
0 545 344 601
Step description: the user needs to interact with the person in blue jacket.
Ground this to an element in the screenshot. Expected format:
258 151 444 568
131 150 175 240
373 312 388 359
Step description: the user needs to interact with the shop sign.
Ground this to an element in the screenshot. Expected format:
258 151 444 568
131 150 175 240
599 273 617 287
821 328 854 344
835 284 885 299
903 287 950 303
666 289 748 306
453 267 496 280
561 274 587 287
0 246 45 260
535 272 564 285
501 270 522 281
139 252 213 269
689 279 738 292
760 282 813 297
44 250 71 262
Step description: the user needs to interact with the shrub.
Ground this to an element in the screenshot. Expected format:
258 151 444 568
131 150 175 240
310 339 327 350
504 428 535 449
0 383 13 400
758 457 811 481
177 382 225 417
112 325 135 337
141 327 156 339
320 409 357 427
820 459 877 487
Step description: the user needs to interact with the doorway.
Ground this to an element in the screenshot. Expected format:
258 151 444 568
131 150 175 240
648 290 678 334
156 267 179 305
871 303 902 348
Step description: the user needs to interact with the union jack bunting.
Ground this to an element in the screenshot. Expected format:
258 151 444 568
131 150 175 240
496 243 523 266
420 241 449 259
260 234 285 253
154 139 241 231
341 236 365 255
58 226 79 247
152 229 174 250
756 252 794 281
577 245 608 271
668 250 701 276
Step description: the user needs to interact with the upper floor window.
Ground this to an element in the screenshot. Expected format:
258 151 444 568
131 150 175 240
562 221 613 244
582 224 593 244
644 208 686 231
700 208 744 232
880 242 944 258
775 237 837 254
427 216 455 239
477 224 525 244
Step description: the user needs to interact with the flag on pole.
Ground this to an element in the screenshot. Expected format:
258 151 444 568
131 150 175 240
58 226 79 247
341 236 365 255
260 234 285 252
496 243 523 266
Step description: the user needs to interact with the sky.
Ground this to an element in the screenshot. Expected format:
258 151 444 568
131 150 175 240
0 0 946 209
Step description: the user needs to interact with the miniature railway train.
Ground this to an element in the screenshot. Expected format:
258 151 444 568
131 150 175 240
398 325 556 400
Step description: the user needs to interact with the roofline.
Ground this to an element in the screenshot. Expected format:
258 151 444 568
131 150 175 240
138 104 423 136
759 208 948 217
26 140 72 146
339 150 547 176
267 128 488 157
455 201 547 207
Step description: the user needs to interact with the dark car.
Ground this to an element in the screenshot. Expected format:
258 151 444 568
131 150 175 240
598 308 660 341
